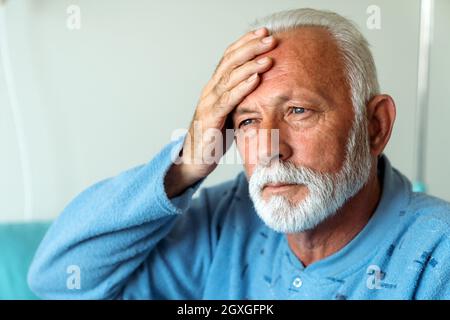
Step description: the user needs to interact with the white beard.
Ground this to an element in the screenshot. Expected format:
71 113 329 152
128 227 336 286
248 118 373 233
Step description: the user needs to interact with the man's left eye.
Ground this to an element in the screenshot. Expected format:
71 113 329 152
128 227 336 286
292 106 305 114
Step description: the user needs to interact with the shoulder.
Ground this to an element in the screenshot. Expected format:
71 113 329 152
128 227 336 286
396 192 450 256
407 192 450 233
402 193 450 299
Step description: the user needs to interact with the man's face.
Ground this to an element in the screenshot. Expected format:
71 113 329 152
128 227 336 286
232 28 373 233
233 28 354 202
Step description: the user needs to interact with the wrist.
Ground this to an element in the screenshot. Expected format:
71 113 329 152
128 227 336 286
164 163 202 198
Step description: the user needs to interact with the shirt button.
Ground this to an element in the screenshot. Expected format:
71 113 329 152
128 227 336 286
292 277 303 288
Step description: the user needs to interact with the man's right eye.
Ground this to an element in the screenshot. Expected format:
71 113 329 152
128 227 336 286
239 119 254 128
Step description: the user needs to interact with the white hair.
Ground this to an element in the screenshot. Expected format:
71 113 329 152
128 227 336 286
251 8 380 122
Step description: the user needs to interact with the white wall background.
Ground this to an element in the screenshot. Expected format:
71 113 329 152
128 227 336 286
1 0 449 222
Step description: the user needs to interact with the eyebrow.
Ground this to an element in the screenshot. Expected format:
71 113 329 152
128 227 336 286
234 95 291 115
234 107 259 115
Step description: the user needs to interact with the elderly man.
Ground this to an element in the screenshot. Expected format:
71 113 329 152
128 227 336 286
29 8 450 300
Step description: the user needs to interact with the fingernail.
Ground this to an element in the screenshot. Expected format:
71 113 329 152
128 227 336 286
261 35 273 44
256 57 270 64
254 27 266 36
246 73 258 82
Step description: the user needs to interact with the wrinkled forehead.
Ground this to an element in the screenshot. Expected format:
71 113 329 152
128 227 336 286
240 27 350 107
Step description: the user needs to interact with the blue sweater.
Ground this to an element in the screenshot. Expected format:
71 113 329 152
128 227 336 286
28 138 450 300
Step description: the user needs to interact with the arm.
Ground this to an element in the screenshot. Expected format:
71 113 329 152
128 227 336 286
28 138 216 299
28 27 277 299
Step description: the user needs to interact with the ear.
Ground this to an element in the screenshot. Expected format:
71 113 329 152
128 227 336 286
366 94 396 157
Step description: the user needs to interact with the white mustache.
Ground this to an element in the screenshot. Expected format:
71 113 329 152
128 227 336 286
250 160 332 194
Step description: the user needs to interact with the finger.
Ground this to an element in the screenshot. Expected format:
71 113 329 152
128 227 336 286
214 35 276 85
214 73 260 117
214 56 273 97
203 35 276 98
223 27 268 56
201 29 272 100
202 30 269 98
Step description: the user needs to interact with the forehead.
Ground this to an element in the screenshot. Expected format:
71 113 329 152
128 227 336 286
239 27 350 107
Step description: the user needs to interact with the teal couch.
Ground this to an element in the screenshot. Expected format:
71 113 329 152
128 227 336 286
0 221 51 299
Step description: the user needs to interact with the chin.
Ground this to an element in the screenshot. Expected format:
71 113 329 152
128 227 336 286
252 193 337 234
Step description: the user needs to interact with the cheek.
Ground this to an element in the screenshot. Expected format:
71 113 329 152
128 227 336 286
236 131 261 165
289 127 349 173
236 138 258 177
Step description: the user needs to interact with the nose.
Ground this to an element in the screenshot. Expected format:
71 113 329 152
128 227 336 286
257 120 292 166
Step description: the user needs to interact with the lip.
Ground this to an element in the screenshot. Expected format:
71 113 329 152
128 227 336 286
263 183 298 193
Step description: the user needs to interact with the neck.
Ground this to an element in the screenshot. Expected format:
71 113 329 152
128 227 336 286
286 162 382 267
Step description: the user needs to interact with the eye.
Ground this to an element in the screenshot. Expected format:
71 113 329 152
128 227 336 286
238 119 254 128
292 106 305 114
